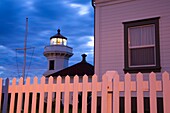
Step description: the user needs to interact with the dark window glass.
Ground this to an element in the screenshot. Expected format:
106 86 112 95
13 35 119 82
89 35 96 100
49 60 54 70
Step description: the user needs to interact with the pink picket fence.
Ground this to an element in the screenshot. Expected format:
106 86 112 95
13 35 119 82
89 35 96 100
0 71 170 113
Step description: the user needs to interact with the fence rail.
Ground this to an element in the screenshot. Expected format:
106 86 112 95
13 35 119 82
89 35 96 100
0 71 170 113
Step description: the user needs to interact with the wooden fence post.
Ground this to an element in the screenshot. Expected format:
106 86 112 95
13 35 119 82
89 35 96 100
112 71 119 113
46 76 53 113
163 72 170 113
149 72 157 113
2 78 9 113
9 78 17 113
125 73 131 113
91 75 98 113
102 71 119 113
101 74 108 113
82 75 88 113
105 71 114 113
64 76 71 113
136 73 144 113
24 77 30 113
55 76 62 113
39 76 45 113
16 77 23 113
72 75 79 113
31 76 38 113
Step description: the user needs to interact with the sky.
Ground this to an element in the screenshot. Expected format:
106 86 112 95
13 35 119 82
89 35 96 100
0 0 94 80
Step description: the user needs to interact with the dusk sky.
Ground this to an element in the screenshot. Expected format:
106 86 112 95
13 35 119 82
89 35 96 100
0 0 94 80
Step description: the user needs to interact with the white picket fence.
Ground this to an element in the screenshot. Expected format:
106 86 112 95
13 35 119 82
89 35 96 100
0 71 170 113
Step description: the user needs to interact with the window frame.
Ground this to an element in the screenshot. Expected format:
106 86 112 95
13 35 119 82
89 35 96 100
123 17 161 73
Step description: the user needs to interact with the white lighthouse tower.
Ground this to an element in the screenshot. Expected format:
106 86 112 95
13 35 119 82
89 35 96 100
43 29 73 76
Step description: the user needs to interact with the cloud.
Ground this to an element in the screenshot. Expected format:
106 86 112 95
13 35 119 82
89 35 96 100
69 3 90 16
0 66 6 70
87 36 94 47
22 0 36 11
0 45 16 56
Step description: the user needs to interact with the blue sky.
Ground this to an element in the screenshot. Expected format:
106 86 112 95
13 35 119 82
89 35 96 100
0 0 94 79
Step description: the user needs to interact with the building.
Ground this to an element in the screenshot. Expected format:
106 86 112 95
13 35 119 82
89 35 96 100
48 54 94 78
92 0 170 81
92 0 170 112
43 29 73 76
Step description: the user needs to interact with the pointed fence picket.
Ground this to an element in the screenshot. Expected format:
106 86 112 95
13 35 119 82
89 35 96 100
72 75 79 113
0 71 170 113
55 76 62 113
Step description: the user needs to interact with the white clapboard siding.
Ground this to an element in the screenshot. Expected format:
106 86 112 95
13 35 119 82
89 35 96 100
0 71 170 113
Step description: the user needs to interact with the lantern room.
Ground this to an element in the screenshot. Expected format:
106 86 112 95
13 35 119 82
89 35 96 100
50 29 67 46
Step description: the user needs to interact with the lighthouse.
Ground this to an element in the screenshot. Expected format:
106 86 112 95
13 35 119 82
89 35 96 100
43 29 73 76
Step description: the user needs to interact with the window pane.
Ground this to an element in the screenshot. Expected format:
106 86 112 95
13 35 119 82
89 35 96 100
50 38 57 45
129 25 155 47
49 60 54 70
141 25 155 45
129 27 141 46
57 38 62 45
62 39 67 45
130 47 155 66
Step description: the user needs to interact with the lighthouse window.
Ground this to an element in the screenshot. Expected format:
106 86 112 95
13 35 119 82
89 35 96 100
50 38 57 45
63 39 67 45
57 38 62 45
50 38 67 45
49 60 54 70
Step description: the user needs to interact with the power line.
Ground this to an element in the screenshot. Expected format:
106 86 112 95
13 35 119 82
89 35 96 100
15 49 20 77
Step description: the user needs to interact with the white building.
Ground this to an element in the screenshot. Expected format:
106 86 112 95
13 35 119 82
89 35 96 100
92 1 170 112
93 0 170 81
43 29 73 76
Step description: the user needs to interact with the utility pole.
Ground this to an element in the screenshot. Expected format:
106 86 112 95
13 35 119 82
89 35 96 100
16 18 34 82
22 17 28 81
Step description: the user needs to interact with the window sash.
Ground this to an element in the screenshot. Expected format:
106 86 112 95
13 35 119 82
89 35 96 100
128 24 156 67
129 47 156 67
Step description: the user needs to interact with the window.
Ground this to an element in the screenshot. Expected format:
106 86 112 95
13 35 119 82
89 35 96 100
49 60 55 70
50 38 67 46
123 17 161 73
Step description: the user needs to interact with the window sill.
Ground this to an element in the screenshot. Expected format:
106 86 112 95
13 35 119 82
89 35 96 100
123 66 161 73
